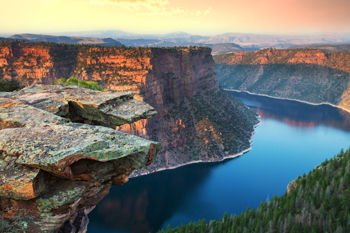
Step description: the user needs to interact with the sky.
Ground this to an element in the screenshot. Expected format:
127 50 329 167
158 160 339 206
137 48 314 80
1 0 350 36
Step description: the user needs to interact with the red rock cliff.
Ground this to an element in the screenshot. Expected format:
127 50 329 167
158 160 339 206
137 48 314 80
214 48 350 111
215 48 350 72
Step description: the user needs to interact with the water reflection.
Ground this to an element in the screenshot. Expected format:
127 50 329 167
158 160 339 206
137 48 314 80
88 91 350 233
229 91 350 132
88 162 222 233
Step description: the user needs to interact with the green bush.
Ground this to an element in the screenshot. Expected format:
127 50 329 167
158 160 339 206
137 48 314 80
51 77 68 85
0 80 24 92
52 77 104 91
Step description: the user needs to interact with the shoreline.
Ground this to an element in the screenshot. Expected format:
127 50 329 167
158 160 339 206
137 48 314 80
130 119 261 178
224 88 350 114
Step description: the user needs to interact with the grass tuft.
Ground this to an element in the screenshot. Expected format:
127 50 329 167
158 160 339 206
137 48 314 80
52 77 104 91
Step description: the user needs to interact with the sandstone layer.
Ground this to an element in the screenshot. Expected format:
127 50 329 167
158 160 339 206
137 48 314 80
0 85 161 232
0 41 259 177
214 48 350 111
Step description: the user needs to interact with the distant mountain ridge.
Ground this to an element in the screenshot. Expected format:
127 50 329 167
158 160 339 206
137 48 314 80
7 33 123 47
0 37 15 42
2 33 254 54
53 30 192 40
117 39 254 53
49 30 350 46
203 32 350 47
2 30 350 50
289 43 350 52
116 32 350 49
3 31 350 54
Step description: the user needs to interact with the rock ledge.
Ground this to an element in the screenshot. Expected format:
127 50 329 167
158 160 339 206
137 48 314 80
0 85 161 233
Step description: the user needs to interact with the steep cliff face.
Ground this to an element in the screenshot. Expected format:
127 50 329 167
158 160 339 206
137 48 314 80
120 49 258 176
0 41 259 176
214 48 350 111
0 42 78 85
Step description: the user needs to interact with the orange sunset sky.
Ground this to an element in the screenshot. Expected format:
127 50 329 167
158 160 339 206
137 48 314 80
1 0 350 35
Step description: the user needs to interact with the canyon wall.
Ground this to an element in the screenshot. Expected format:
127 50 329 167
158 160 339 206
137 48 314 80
0 41 259 176
214 48 350 111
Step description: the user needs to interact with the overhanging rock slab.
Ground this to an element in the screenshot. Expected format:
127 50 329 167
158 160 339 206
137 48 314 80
0 123 161 180
0 84 162 232
9 85 157 127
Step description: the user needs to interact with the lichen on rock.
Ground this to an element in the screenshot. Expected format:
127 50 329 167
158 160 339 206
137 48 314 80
0 85 161 233
9 84 158 126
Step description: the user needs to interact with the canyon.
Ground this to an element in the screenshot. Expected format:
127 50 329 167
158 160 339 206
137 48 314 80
214 48 350 112
0 40 258 176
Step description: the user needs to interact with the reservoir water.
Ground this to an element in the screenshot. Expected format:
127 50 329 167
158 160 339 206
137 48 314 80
87 91 350 233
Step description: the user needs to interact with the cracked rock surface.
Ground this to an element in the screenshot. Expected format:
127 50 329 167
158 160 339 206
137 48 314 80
0 85 161 233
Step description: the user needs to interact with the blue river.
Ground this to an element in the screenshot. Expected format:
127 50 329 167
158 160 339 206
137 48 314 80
87 91 350 233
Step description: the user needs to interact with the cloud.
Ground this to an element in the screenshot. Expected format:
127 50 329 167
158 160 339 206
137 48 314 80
195 7 211 16
90 0 183 15
90 0 214 16
144 7 184 16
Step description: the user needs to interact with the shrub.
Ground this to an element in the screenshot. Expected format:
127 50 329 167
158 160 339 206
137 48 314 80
52 77 104 91
0 80 24 92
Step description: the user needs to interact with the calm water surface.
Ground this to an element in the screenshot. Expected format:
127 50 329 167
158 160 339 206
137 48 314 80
87 91 350 233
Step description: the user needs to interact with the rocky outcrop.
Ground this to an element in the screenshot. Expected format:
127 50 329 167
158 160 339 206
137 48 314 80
287 180 297 194
214 48 350 111
0 85 161 232
0 41 259 177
